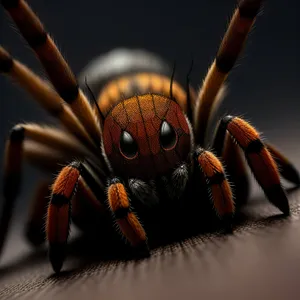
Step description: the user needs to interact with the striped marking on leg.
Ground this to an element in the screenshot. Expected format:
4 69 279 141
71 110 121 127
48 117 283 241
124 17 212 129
194 0 264 145
195 148 235 225
107 178 147 249
1 0 102 145
217 116 290 215
46 163 80 273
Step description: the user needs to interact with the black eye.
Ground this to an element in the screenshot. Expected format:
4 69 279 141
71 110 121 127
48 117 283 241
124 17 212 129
119 131 138 159
159 121 177 150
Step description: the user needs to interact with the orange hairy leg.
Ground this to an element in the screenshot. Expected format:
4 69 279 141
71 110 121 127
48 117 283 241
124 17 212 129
1 0 102 146
194 0 264 145
0 122 95 257
47 161 106 273
213 116 297 215
107 178 149 254
194 148 235 231
47 163 80 273
0 47 96 151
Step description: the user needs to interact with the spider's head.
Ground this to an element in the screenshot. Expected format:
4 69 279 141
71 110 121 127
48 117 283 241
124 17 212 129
103 94 192 180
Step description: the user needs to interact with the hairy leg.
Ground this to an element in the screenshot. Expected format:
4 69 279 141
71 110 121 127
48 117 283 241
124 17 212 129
194 0 264 145
0 123 93 258
194 147 235 231
107 178 149 254
1 0 102 145
213 116 298 215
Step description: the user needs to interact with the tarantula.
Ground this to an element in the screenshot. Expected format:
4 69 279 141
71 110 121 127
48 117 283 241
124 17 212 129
0 0 299 274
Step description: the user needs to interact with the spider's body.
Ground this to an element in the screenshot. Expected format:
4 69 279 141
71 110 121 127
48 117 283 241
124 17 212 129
0 0 299 274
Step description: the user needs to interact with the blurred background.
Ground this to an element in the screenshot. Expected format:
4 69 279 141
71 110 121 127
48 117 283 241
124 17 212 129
0 0 299 264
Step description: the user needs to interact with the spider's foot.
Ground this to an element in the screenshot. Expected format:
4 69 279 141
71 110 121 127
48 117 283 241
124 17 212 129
265 184 291 216
49 243 66 274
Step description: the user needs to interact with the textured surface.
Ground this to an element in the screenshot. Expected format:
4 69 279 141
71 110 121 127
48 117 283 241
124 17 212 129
0 176 300 300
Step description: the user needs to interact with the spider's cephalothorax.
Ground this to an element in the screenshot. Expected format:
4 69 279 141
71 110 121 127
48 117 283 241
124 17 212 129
0 0 299 274
103 94 192 180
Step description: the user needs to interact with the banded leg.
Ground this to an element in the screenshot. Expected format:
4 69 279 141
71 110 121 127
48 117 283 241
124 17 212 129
194 148 235 231
1 0 102 145
213 115 292 215
0 47 95 151
107 178 149 255
47 161 107 273
0 123 90 258
25 180 51 246
14 123 92 157
47 162 80 273
194 0 264 145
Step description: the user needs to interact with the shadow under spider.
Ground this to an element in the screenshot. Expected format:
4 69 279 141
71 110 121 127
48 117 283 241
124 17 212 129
0 187 299 281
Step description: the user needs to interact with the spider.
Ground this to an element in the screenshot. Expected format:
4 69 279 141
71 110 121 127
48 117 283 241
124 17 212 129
0 0 299 274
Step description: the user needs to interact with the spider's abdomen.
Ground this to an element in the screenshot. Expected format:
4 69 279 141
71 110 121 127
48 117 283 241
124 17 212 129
78 48 197 117
103 94 192 180
97 72 192 117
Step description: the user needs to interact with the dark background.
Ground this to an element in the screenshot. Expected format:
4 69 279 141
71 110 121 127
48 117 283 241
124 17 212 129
0 0 299 299
1 0 299 206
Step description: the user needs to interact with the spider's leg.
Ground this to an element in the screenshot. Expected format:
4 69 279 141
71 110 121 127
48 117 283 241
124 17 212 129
1 0 102 145
194 0 263 145
0 123 95 258
47 161 106 273
25 180 51 246
0 47 96 151
220 133 250 206
26 167 102 248
107 178 149 255
213 115 291 215
47 162 80 273
194 148 235 231
265 143 300 185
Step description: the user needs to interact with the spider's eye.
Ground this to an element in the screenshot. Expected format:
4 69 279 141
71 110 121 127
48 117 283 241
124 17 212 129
159 121 177 150
119 131 138 159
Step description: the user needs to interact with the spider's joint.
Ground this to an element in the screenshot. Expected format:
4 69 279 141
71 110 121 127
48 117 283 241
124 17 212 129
220 115 234 128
